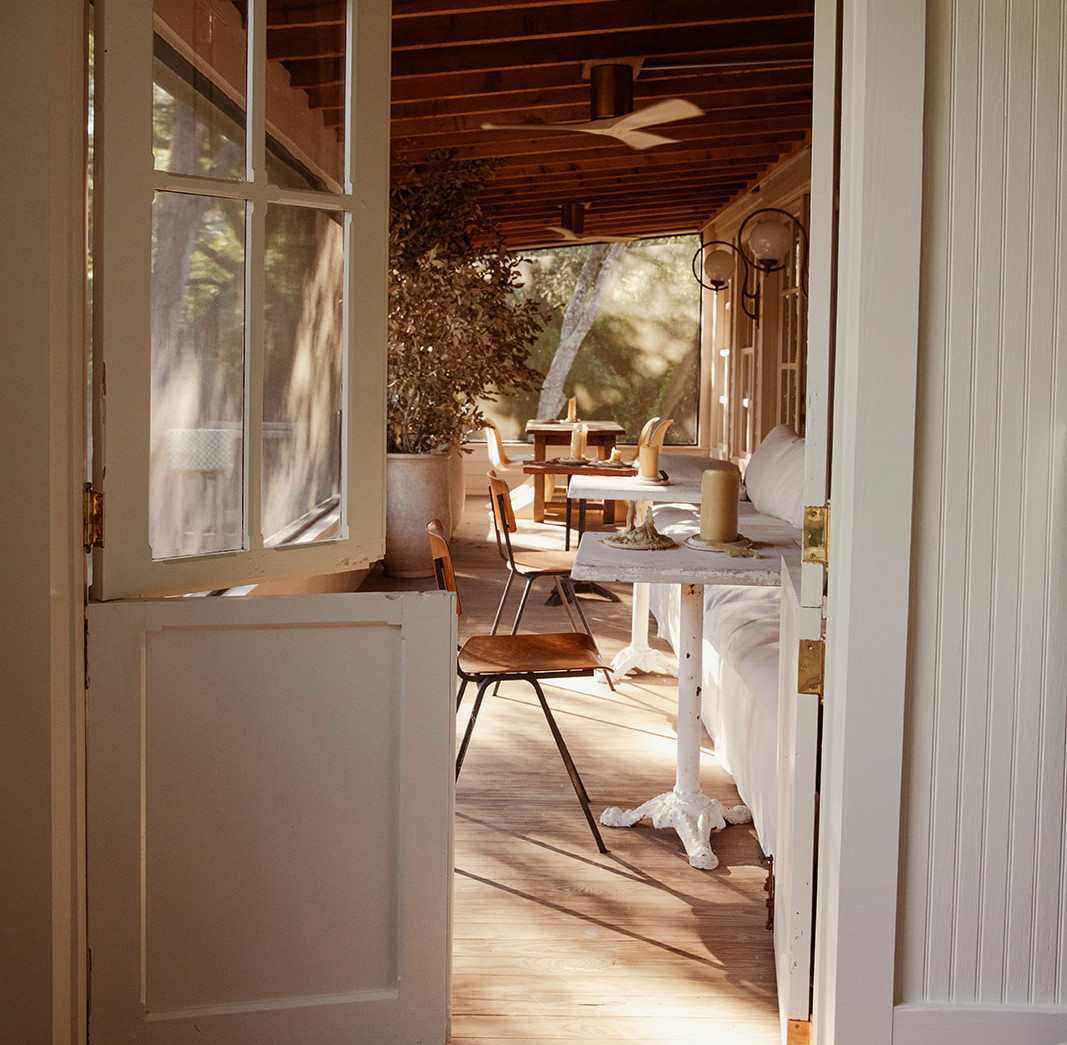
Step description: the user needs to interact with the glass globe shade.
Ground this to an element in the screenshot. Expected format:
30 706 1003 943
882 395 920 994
747 219 792 269
702 248 735 288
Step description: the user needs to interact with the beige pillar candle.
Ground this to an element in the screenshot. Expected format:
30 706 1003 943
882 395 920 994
569 422 587 459
700 468 740 542
609 446 624 463
566 397 577 422
637 444 659 479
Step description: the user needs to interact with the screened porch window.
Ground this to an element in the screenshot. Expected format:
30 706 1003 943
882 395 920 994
481 234 701 445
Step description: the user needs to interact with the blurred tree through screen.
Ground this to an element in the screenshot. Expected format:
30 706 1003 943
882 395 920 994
481 234 701 445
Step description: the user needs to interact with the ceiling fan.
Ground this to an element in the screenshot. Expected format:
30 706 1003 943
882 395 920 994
482 62 702 151
544 203 633 244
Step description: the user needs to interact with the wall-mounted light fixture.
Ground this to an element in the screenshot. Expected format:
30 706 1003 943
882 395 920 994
691 207 808 322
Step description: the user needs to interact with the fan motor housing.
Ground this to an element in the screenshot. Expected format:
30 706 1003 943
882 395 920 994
560 203 586 236
589 63 634 119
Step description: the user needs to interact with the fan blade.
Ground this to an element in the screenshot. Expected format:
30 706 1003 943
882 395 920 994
612 128 681 150
609 98 703 133
646 58 809 71
545 226 632 244
484 118 675 150
481 121 605 135
484 98 700 151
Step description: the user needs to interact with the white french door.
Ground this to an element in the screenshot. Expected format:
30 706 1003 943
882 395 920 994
87 3 455 1042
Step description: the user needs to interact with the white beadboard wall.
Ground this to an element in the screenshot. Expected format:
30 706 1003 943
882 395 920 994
900 0 1067 1012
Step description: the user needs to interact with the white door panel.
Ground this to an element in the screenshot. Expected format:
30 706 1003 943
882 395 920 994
775 564 820 1029
87 591 455 1044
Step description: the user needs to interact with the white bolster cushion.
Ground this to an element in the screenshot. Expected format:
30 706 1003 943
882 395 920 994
659 454 739 484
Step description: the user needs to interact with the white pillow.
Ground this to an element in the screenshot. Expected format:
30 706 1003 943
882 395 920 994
743 424 805 528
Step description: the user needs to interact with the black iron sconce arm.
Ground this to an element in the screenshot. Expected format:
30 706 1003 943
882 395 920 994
691 207 809 323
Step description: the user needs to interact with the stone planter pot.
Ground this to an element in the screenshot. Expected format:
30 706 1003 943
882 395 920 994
383 452 454 578
448 448 467 536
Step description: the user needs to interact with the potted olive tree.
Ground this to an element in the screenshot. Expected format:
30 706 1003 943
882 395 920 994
384 150 545 577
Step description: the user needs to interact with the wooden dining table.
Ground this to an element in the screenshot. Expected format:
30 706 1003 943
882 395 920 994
523 419 626 522
521 459 636 549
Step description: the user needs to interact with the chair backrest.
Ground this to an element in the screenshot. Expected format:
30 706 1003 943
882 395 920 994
485 470 524 570
425 518 461 616
486 470 519 536
483 420 513 471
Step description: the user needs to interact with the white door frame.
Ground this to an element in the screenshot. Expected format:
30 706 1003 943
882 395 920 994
0 2 88 1042
5 0 930 1040
812 0 926 1042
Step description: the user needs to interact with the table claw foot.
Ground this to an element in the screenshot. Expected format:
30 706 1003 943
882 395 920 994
600 790 750 870
687 845 719 870
674 810 720 870
609 644 676 678
600 805 640 828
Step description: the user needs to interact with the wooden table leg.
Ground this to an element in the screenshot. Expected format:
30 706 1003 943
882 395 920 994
532 434 546 522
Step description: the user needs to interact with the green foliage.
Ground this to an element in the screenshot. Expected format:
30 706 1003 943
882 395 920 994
387 150 546 454
490 236 701 442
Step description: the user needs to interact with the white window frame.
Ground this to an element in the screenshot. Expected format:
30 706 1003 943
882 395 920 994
91 0 388 599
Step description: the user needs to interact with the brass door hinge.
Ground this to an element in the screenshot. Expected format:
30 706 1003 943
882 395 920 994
787 1019 812 1045
83 482 103 550
797 638 825 696
802 504 829 565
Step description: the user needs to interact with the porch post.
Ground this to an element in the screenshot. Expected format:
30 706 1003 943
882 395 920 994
0 1 88 1041
813 0 926 1042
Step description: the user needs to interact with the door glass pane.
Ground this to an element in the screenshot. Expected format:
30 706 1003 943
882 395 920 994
262 205 344 546
150 192 246 560
266 0 345 190
152 6 247 179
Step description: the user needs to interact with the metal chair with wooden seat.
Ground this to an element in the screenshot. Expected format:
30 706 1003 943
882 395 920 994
483 419 556 506
486 469 594 638
426 518 608 853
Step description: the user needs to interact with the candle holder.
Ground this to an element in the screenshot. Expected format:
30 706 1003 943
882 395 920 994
603 500 677 551
684 533 762 558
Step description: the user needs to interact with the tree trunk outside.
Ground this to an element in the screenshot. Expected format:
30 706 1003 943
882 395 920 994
537 242 625 419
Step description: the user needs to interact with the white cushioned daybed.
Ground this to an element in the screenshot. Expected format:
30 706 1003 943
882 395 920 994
648 425 805 856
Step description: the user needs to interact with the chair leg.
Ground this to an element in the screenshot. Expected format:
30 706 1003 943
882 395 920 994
456 678 492 779
553 576 582 633
510 576 538 634
455 676 469 713
490 572 517 635
528 679 608 853
560 577 593 637
559 579 615 691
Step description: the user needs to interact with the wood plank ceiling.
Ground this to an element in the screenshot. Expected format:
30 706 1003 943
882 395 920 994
267 0 815 250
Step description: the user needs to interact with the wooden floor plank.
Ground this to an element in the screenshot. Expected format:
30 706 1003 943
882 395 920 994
361 496 780 1045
